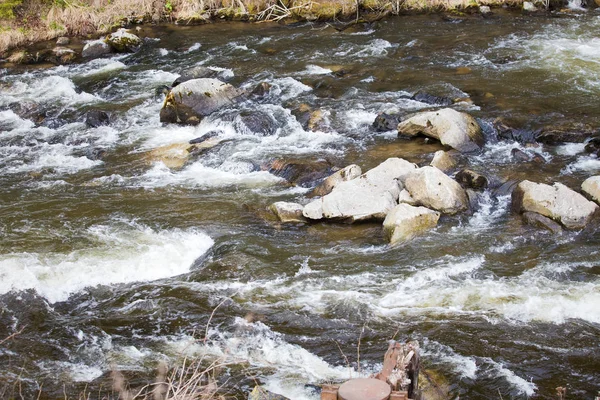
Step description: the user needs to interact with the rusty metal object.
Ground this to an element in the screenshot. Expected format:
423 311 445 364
338 378 391 400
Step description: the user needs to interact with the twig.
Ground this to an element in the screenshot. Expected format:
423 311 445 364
204 297 230 344
0 325 26 345
333 340 352 379
357 323 366 374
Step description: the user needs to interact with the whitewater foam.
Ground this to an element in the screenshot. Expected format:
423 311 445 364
0 222 214 303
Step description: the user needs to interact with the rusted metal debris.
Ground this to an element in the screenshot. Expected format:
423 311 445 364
321 340 420 400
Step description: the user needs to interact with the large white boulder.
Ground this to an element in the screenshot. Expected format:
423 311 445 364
582 176 600 204
404 166 469 215
383 204 440 245
160 78 244 125
302 158 417 222
512 180 598 229
397 108 484 153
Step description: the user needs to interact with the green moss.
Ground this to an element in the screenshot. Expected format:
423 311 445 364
0 0 23 19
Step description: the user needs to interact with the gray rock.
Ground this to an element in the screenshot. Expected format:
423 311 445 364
383 203 440 245
85 110 110 128
455 169 488 190
56 36 70 46
511 148 530 162
265 158 334 187
373 112 400 131
308 164 362 197
160 78 245 125
479 5 492 13
82 39 112 59
430 150 457 172
512 180 598 229
106 28 142 53
582 176 600 203
411 91 453 106
303 158 417 222
397 108 484 153
172 66 225 87
248 386 289 400
522 211 563 234
49 47 76 64
404 166 469 215
269 202 306 223
523 1 537 11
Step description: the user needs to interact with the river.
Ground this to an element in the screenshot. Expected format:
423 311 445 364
1 9 599 399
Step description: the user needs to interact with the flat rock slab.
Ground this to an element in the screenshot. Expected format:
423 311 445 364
303 158 417 222
308 164 362 197
512 180 598 229
404 166 468 215
383 203 440 245
269 202 306 223
397 108 484 153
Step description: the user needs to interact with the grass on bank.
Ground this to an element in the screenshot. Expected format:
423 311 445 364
0 0 550 56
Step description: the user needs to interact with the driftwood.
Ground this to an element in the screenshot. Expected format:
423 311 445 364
373 340 420 400
321 340 420 400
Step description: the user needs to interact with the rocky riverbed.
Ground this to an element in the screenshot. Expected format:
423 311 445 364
1 9 600 399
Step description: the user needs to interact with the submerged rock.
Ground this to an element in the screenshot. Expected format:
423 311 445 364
308 164 362 197
251 82 272 98
411 91 453 106
512 180 598 229
373 112 400 132
397 108 484 153
383 203 440 245
82 39 112 59
56 37 70 46
584 137 600 156
303 158 417 222
511 148 530 162
404 166 469 215
582 176 600 203
85 110 110 128
249 386 289 400
455 169 488 190
430 150 458 172
238 111 278 136
265 159 335 187
522 211 563 234
160 78 244 125
143 137 224 169
536 122 597 144
493 119 536 143
106 28 142 53
172 66 224 87
49 47 76 64
269 202 306 223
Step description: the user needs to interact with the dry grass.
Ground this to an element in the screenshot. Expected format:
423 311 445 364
0 0 542 56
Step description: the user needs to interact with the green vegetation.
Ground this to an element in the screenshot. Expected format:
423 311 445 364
0 0 23 19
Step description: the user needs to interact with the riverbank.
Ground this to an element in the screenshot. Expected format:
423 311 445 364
0 0 582 57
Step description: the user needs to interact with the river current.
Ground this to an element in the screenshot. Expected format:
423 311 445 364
1 9 599 399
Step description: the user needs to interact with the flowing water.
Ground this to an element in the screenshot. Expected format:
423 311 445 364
1 9 600 399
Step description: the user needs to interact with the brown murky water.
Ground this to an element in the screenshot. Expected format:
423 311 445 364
1 10 600 399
